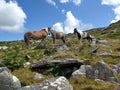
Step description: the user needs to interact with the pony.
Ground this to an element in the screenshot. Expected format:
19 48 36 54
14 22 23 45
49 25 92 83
24 27 51 49
73 28 92 43
48 29 66 44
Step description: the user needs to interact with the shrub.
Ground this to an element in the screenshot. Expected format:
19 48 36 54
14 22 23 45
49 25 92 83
2 46 26 71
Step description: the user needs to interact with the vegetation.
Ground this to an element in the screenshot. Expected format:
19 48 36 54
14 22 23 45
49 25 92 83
70 76 117 90
0 20 120 89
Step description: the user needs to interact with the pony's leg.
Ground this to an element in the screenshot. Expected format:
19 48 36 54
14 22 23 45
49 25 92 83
53 38 56 44
80 38 83 43
87 37 92 43
24 35 29 49
61 37 66 44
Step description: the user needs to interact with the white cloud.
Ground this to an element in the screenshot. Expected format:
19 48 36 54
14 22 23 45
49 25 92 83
60 0 69 3
64 11 80 33
111 6 120 23
46 0 56 7
73 0 81 5
59 0 81 5
102 0 120 23
0 0 26 32
53 11 93 34
53 22 64 32
102 0 120 6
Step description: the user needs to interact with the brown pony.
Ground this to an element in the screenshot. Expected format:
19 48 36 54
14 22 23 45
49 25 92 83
24 27 51 49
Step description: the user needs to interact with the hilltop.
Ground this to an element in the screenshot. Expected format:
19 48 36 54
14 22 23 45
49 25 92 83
0 20 120 90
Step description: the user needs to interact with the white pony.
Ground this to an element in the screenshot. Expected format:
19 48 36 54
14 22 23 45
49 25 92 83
73 28 92 43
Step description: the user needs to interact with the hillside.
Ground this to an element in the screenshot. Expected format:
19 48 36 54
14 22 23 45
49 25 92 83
0 21 120 90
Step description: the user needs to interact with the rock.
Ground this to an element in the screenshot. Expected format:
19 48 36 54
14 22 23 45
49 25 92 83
20 76 73 90
0 46 8 50
34 73 46 80
23 62 31 67
0 67 10 72
25 55 31 62
0 67 21 90
110 30 117 33
31 58 85 78
56 44 69 51
86 61 118 82
44 48 57 56
71 61 118 83
97 40 108 43
35 43 46 49
112 62 120 74
101 31 107 35
98 51 111 57
71 65 88 78
88 46 99 54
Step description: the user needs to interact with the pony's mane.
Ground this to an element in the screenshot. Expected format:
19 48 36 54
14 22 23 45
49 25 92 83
75 28 83 35
43 28 49 33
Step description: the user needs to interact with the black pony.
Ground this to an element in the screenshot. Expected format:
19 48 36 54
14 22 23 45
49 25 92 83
74 28 92 43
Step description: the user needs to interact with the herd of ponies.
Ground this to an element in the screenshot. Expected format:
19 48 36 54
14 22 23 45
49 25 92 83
24 27 93 49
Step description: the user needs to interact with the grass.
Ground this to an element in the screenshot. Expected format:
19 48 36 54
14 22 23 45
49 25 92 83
12 66 53 86
70 76 117 90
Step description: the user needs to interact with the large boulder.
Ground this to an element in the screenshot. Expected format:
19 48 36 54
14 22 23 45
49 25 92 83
72 61 118 83
71 65 90 78
0 67 21 90
86 61 118 82
20 76 73 90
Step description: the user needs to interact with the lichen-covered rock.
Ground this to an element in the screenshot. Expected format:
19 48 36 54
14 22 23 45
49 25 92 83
71 61 118 83
20 76 73 90
0 67 21 90
86 61 118 82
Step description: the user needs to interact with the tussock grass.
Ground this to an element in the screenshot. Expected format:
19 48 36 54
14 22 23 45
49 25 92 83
12 66 53 86
70 76 117 90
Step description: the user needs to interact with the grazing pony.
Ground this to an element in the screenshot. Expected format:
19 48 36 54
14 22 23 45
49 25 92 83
24 27 50 49
48 29 66 44
74 28 92 43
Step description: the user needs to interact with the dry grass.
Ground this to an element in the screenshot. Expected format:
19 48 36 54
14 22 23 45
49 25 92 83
70 76 117 90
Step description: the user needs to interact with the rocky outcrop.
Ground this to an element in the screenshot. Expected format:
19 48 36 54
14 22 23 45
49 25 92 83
31 58 85 78
20 76 73 90
0 67 21 90
72 61 118 83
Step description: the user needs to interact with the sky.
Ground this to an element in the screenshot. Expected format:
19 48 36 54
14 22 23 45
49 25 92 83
0 0 120 41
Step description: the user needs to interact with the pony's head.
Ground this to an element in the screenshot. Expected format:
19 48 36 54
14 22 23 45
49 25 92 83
43 27 52 34
47 27 54 35
74 28 78 34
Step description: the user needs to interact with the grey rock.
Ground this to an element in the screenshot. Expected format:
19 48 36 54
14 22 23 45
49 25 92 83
0 67 21 90
88 46 99 54
97 40 108 43
86 61 118 82
71 65 88 78
34 73 46 80
31 58 85 78
71 61 118 83
35 43 46 49
20 76 73 90
98 51 111 57
56 44 69 51
0 46 8 50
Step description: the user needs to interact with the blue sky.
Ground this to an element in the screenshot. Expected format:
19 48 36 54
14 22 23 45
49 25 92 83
0 0 120 41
